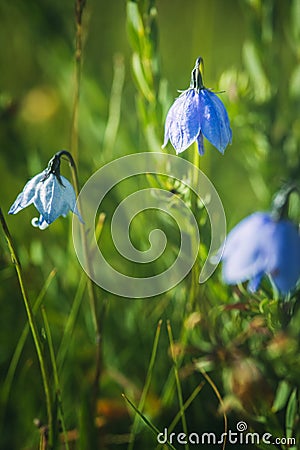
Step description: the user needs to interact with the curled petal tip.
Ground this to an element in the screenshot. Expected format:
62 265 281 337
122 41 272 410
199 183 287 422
31 216 49 230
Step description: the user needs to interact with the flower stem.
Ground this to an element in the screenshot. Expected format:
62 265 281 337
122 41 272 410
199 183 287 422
68 0 102 423
102 54 125 156
0 269 57 433
0 208 54 447
167 321 189 450
187 141 201 312
41 306 70 450
59 151 103 414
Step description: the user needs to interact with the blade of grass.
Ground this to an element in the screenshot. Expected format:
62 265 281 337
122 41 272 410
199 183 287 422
67 153 103 411
0 208 54 447
122 393 177 450
57 213 106 371
155 382 205 450
161 325 189 408
128 319 162 450
70 0 87 165
168 382 205 434
198 367 228 450
102 53 125 156
0 268 57 429
161 306 199 408
57 270 87 370
167 320 189 450
69 0 103 416
41 306 70 450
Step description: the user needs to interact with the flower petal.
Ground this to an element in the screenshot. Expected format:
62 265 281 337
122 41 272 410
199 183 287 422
34 175 70 223
268 220 300 294
222 212 300 294
59 176 84 223
162 89 201 153
199 89 232 154
33 174 83 224
33 174 61 223
197 132 205 155
8 172 46 215
248 273 264 293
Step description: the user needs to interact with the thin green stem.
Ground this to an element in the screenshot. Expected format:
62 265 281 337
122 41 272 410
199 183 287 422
102 53 125 156
41 307 70 450
128 320 162 450
62 152 102 409
156 382 205 450
70 0 86 165
171 141 200 348
167 320 189 450
62 2 102 417
57 271 87 369
168 382 205 434
162 143 201 412
1 269 57 431
57 213 106 374
187 140 201 312
192 141 200 187
0 208 54 448
122 394 177 450
199 368 227 450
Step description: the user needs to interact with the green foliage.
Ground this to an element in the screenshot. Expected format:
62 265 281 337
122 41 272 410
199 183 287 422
0 0 300 449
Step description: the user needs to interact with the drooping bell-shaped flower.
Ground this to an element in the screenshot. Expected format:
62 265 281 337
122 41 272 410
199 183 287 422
222 186 300 295
9 151 83 230
162 57 232 155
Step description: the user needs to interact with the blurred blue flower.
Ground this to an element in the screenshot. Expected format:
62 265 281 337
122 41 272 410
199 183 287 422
222 212 300 294
162 57 232 155
9 153 83 230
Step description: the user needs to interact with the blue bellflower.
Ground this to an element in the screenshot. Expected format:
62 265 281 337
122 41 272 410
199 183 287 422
162 57 232 155
222 212 300 295
9 152 83 230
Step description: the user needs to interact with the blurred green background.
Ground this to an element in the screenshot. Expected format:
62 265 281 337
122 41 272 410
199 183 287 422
1 0 300 449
